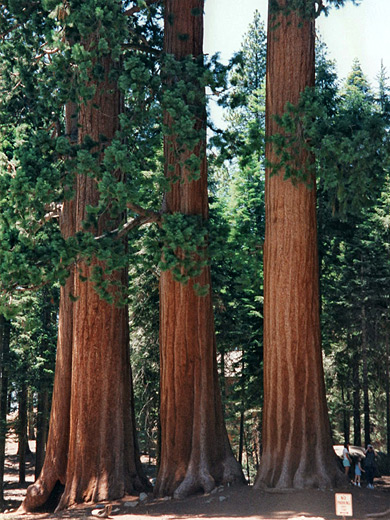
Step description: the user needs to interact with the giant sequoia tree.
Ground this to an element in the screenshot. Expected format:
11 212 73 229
155 0 244 498
0 1 152 511
254 0 348 489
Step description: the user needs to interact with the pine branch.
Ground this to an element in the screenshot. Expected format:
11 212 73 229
124 0 162 17
117 212 160 238
35 47 60 61
95 203 161 241
127 201 158 217
315 0 324 16
0 22 22 40
122 43 161 56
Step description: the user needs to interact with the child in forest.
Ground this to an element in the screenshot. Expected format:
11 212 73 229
353 456 364 487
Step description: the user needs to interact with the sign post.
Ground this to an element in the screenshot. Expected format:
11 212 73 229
335 493 353 519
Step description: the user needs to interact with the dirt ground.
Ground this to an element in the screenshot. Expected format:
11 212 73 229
1 439 389 520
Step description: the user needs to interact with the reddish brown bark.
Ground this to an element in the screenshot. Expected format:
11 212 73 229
20 48 149 513
155 0 244 498
254 2 342 489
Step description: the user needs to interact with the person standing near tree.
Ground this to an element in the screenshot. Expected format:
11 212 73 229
342 443 352 477
353 456 364 487
364 444 377 489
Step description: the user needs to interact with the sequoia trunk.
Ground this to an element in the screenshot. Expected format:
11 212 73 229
155 0 244 498
255 1 342 489
21 48 148 512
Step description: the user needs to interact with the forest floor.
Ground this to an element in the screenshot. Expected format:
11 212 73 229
1 437 389 520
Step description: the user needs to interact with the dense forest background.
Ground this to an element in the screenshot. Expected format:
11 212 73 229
0 0 389 508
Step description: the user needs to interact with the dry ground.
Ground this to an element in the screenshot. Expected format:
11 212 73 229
1 438 389 520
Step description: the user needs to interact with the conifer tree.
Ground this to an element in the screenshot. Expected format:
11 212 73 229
318 59 390 449
155 0 244 498
0 0 164 510
254 0 357 489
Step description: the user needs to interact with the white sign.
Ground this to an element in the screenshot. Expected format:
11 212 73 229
335 493 353 517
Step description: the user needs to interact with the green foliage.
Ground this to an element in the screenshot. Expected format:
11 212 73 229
268 51 389 215
211 10 266 168
128 225 160 460
0 0 224 302
209 158 264 474
0 1 164 302
0 2 73 300
315 59 388 216
159 213 209 288
161 54 209 183
8 287 58 398
317 54 390 450
269 0 360 20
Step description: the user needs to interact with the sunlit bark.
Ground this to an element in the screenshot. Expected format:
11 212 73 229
155 0 244 498
255 0 343 489
21 46 149 513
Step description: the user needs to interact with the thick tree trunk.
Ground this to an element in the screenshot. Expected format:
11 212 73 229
155 0 244 498
57 50 149 509
21 51 149 512
255 1 342 489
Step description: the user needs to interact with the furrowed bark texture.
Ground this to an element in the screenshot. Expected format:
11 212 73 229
254 2 342 489
57 50 149 509
21 48 149 513
155 0 244 499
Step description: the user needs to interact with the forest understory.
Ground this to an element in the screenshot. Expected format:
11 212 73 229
1 436 390 520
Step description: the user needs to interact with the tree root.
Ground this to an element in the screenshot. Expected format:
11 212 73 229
17 475 63 513
171 456 245 499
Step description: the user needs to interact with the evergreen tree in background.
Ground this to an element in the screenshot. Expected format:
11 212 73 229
7 289 58 480
318 59 390 452
209 10 267 480
214 10 266 165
